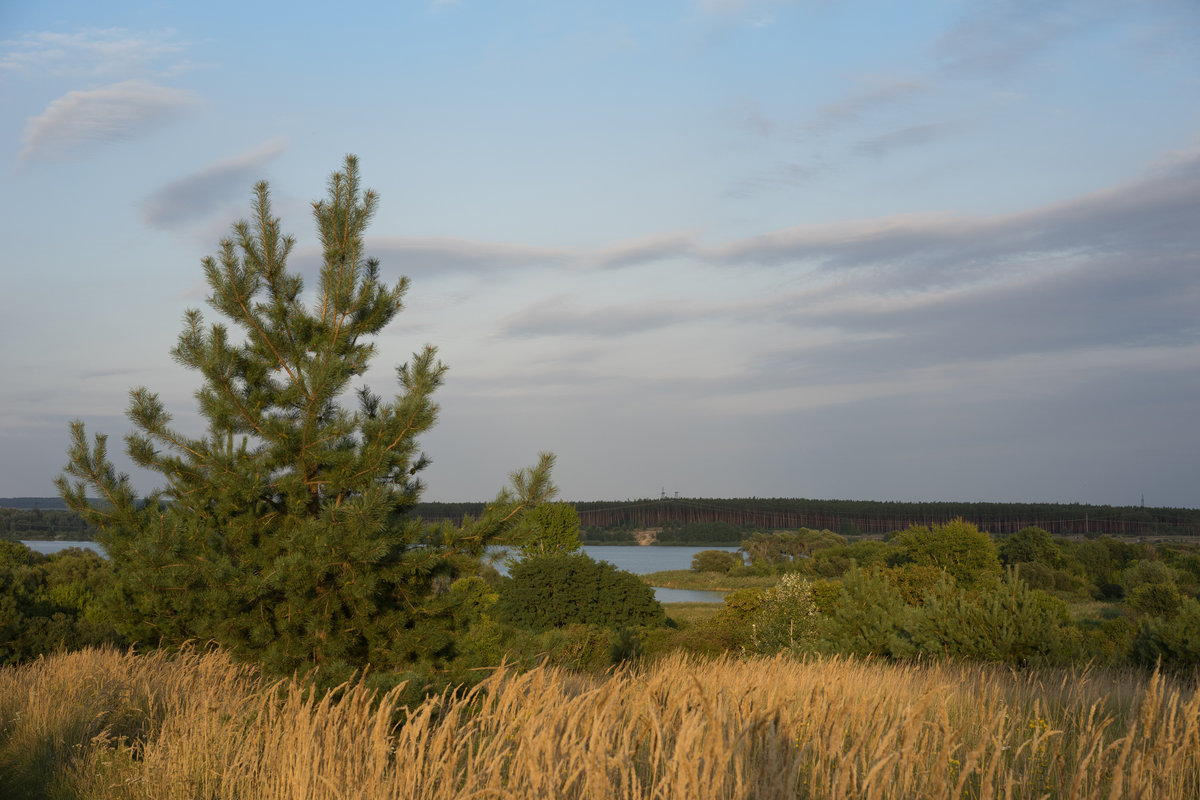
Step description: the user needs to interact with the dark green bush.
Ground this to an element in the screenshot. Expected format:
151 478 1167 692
1014 561 1055 591
699 588 765 653
691 549 739 573
813 567 913 659
1127 583 1183 618
889 519 1000 588
0 544 120 665
496 553 666 631
905 571 1077 666
999 527 1062 568
1132 597 1200 671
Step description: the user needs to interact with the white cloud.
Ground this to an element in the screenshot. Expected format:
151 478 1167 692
20 79 196 162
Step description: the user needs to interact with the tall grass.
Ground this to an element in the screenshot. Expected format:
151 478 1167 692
2 646 1196 799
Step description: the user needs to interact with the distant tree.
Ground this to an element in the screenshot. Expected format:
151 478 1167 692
741 529 844 567
890 518 1000 587
998 527 1062 568
57 157 553 678
691 549 739 573
0 543 119 665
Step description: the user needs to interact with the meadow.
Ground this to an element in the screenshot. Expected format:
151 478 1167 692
3 645 1197 800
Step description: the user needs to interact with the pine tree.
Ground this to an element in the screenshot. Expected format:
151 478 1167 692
57 156 554 678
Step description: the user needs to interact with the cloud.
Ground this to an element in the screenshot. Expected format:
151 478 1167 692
854 121 959 158
709 147 1200 281
931 0 1117 75
499 296 704 339
806 80 928 134
1 27 189 78
142 138 288 229
364 237 571 279
20 79 196 162
352 231 697 281
702 149 1200 381
585 231 698 270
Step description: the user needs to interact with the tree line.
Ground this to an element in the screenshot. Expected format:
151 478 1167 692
411 498 1200 539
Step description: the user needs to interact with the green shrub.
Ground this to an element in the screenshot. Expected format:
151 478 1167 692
1127 583 1183 618
905 571 1076 666
700 588 765 653
1014 561 1055 591
0 545 120 665
890 518 1000 588
1132 597 1200 671
998 527 1062 568
750 573 817 655
691 549 739 573
1076 616 1135 666
496 553 666 631
1122 559 1177 593
813 567 913 659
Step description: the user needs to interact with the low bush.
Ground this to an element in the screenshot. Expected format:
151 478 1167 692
691 549 739 573
495 553 666 631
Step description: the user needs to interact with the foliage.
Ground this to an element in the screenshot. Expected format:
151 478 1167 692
656 521 747 545
803 539 891 578
1132 597 1200 671
740 528 844 567
998 526 1062 568
508 501 582 561
889 518 1001 587
750 573 818 655
56 157 553 678
495 553 666 631
0 507 98 541
905 570 1078 666
690 549 740 573
699 588 765 653
1126 582 1183 618
1121 558 1178 593
813 567 913 659
0 543 120 665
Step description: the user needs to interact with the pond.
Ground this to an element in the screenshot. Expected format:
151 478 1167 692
21 541 735 604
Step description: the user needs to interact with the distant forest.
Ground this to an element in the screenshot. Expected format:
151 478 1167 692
3 496 1198 542
414 498 1200 540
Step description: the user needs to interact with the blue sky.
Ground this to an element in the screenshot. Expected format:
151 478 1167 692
2 0 1198 506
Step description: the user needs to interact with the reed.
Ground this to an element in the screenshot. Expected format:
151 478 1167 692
2 646 1196 799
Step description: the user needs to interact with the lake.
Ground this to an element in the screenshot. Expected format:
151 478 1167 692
21 541 734 603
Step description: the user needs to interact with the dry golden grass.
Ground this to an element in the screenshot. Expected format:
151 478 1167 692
1 646 1197 799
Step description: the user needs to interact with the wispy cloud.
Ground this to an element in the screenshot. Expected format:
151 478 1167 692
806 80 928 134
854 121 959 158
354 231 698 281
931 0 1113 75
500 296 703 339
490 146 1199 386
142 138 288 229
705 148 1200 380
1 27 190 78
20 79 196 162
364 237 571 279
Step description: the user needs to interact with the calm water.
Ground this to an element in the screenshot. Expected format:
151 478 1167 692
21 540 104 556
22 541 734 603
